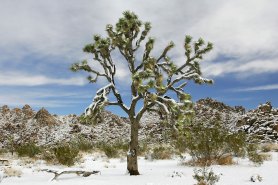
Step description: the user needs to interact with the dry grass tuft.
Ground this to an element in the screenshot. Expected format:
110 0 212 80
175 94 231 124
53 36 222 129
3 167 22 177
260 143 278 152
217 155 234 165
259 153 272 161
150 145 174 160
183 155 234 166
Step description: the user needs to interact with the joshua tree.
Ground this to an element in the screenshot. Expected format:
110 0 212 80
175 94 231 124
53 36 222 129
71 11 213 175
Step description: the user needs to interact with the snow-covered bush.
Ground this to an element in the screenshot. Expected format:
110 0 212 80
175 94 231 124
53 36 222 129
250 174 263 182
193 167 220 185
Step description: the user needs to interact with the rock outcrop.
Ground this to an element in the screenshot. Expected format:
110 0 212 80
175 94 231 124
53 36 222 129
238 102 278 143
35 108 59 126
194 98 245 129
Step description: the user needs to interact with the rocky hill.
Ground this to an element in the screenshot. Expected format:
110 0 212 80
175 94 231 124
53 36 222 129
194 98 245 129
237 102 278 142
0 105 168 148
0 98 277 148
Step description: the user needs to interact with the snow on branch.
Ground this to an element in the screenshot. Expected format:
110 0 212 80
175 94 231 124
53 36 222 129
85 83 113 118
42 169 100 181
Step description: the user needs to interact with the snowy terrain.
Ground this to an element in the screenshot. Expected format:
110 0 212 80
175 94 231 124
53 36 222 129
1 152 278 185
1 99 278 184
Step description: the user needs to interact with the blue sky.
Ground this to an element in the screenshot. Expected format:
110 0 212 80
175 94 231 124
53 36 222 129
0 0 278 116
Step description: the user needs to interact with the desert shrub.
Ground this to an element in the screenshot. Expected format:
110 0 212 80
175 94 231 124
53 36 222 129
72 135 94 152
0 148 8 155
100 144 118 158
193 167 220 185
151 146 173 160
113 140 129 152
138 140 149 156
41 149 56 163
53 142 79 166
247 144 264 165
177 117 262 166
183 122 245 165
96 140 128 158
6 136 18 155
16 142 41 158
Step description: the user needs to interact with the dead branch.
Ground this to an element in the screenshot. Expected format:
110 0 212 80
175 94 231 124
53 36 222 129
42 169 100 181
0 159 9 166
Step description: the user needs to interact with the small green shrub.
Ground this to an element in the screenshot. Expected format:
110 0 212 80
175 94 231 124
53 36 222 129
177 117 263 166
193 167 220 185
151 146 173 160
183 122 245 165
53 142 79 166
247 144 264 165
102 144 118 158
72 136 94 152
0 148 8 155
6 136 18 155
16 142 41 158
41 149 56 163
113 140 129 152
96 140 128 158
138 140 149 156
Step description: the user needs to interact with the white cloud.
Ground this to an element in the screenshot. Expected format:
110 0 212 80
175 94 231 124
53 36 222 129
0 89 91 108
0 72 87 86
203 58 278 77
234 84 278 92
0 97 78 108
0 0 278 80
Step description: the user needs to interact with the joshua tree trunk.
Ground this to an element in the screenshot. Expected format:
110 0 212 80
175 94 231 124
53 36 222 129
127 118 140 175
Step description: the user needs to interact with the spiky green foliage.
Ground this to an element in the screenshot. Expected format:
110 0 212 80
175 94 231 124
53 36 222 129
71 11 213 124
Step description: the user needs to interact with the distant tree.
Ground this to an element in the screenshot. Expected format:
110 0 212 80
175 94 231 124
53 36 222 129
71 11 213 175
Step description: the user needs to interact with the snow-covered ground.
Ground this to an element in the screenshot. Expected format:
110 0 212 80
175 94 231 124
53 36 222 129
1 152 278 185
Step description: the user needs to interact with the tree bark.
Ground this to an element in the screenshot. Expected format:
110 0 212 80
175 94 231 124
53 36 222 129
127 118 140 175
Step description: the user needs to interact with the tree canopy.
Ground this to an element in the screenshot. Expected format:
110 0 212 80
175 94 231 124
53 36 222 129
71 11 213 124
